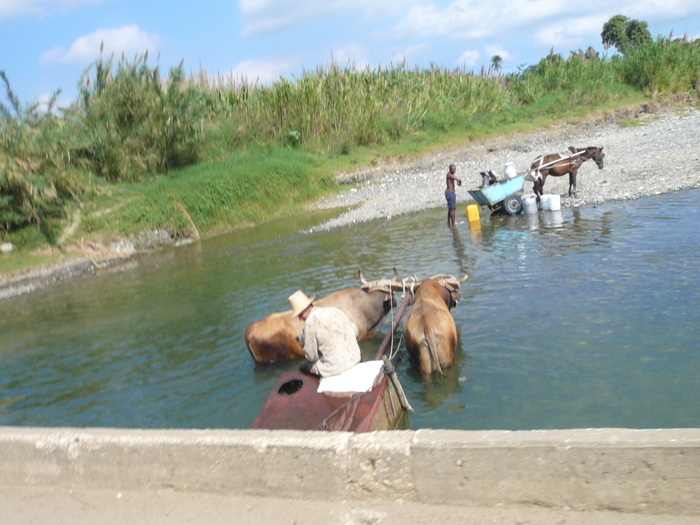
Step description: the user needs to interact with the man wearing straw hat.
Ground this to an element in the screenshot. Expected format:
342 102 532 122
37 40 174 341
288 290 361 377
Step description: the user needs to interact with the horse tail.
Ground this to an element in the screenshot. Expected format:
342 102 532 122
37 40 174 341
424 325 444 376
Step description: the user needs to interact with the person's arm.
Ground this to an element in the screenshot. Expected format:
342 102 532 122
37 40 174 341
447 172 462 186
302 321 318 363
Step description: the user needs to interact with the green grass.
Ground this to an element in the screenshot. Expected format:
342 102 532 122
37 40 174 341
0 249 61 275
82 147 334 237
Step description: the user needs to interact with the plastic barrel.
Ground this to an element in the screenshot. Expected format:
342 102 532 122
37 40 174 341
541 194 561 211
466 203 480 223
521 193 538 215
504 163 517 180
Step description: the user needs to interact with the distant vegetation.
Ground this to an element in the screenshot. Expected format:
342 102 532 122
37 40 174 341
602 15 653 55
1 30 700 251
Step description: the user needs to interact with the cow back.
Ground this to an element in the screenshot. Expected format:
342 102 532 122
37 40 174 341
245 287 392 364
403 280 457 376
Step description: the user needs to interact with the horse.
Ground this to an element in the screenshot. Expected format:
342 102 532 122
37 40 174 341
529 146 605 200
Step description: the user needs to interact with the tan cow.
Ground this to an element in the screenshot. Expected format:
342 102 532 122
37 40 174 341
403 274 467 377
245 269 408 364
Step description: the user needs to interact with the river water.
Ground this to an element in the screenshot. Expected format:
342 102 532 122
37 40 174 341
1 190 699 431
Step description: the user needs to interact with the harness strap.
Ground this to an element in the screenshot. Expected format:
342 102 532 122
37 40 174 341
531 150 586 182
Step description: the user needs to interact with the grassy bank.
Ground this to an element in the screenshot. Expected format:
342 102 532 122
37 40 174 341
81 147 332 238
2 36 699 273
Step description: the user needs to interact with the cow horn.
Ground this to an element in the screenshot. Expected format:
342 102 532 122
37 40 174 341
429 274 466 292
358 268 368 286
392 267 400 283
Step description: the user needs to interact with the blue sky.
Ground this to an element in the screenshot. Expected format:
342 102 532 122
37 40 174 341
2 0 700 107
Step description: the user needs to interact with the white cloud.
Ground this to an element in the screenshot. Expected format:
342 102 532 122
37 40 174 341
457 50 480 67
398 42 430 61
627 0 700 21
533 15 608 49
238 0 420 36
228 59 292 85
390 0 700 46
0 0 102 21
330 45 369 67
485 45 512 61
39 25 161 65
35 90 74 112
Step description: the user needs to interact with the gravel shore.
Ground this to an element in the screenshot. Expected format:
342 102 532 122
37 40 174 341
311 103 700 230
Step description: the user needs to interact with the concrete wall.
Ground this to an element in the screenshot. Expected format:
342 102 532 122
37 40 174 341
1 427 700 516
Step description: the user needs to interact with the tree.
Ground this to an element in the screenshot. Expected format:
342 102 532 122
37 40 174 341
491 55 503 73
601 15 652 54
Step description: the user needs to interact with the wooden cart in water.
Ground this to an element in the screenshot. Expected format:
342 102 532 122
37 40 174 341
468 174 525 215
252 364 404 432
252 295 413 432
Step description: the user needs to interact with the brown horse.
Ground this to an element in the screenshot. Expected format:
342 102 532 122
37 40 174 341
530 146 605 200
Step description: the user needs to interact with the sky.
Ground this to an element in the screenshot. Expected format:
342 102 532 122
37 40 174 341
2 0 700 108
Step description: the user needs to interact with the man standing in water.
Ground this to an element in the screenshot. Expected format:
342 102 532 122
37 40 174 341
445 164 462 228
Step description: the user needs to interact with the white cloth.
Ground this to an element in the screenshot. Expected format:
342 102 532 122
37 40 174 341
303 306 361 377
317 360 384 394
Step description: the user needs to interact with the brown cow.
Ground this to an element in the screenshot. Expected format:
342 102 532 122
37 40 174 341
245 269 406 364
403 275 467 377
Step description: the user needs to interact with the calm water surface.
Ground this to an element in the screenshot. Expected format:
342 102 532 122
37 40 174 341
1 190 699 430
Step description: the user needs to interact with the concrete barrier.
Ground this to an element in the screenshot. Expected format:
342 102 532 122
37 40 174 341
1 427 699 516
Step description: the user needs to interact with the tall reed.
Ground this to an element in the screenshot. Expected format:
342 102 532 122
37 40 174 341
77 53 205 182
617 37 700 95
0 71 92 241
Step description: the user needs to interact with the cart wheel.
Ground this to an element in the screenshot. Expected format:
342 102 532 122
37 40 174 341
503 194 523 215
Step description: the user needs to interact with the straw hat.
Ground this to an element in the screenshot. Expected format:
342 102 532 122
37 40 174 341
288 290 315 318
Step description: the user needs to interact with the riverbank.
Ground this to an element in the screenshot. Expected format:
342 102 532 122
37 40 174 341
1 101 699 300
311 102 700 230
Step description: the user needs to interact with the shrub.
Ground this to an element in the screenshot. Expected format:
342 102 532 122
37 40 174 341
77 54 204 182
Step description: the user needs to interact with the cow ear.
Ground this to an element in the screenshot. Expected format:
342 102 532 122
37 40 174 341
599 146 603 151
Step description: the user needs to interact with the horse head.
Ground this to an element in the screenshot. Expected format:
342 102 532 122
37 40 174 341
591 146 605 169
570 146 605 169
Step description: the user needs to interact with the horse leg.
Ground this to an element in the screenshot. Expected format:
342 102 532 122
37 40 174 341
569 169 578 197
534 172 546 202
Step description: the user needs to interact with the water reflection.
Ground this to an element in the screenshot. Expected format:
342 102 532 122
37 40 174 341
412 332 467 411
526 213 539 231
1 191 700 430
541 210 563 229
450 228 474 276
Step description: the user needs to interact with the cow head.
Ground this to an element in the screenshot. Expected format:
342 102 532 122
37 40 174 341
428 274 468 309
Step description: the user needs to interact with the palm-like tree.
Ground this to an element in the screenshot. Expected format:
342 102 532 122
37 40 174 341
491 55 503 73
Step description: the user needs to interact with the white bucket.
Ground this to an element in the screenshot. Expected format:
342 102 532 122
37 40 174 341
504 163 517 180
540 194 561 211
521 193 538 215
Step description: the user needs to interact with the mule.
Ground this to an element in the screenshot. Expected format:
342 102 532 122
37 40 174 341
530 146 604 200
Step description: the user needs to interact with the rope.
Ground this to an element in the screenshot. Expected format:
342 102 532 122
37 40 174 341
387 332 404 361
382 276 416 361
317 357 414 430
317 391 367 430
526 150 585 176
382 356 414 413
